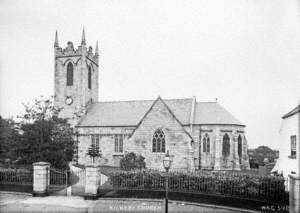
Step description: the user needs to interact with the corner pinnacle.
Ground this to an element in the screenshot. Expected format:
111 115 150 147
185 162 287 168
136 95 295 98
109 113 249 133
54 30 59 47
81 28 86 45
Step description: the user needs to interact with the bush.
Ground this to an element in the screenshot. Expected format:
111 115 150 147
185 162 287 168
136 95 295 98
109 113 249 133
120 152 146 170
109 170 287 203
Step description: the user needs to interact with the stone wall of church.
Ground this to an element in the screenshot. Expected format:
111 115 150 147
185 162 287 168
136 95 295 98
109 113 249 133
128 99 194 170
187 124 250 170
76 127 134 166
76 123 250 171
76 122 249 171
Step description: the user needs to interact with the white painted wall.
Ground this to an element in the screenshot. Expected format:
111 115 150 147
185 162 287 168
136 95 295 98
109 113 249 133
272 112 299 178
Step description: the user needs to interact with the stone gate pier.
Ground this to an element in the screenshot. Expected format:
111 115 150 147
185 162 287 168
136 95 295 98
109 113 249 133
84 165 100 199
32 162 50 196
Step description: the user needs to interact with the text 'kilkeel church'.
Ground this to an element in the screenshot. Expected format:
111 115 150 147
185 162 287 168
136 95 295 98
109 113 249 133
54 30 250 171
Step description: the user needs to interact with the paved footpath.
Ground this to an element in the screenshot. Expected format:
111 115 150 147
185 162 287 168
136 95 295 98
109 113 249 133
0 192 254 213
0 192 90 213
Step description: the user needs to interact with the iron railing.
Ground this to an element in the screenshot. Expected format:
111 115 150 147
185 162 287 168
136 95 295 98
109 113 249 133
0 168 33 185
108 169 289 204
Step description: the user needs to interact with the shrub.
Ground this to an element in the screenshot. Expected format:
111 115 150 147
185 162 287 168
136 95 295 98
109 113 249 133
120 152 146 170
109 170 287 203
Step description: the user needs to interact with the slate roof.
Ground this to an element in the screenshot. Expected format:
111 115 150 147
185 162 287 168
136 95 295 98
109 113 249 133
194 102 243 125
77 98 244 127
282 105 300 119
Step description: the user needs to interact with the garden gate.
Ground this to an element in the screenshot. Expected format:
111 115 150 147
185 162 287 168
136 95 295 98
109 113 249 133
49 167 68 195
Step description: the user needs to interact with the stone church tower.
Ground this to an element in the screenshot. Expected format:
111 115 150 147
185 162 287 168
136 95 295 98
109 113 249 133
54 29 99 126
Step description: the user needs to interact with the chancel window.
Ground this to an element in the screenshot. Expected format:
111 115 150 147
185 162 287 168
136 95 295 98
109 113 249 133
152 129 165 153
238 135 242 158
222 133 230 157
88 66 92 89
66 62 73 86
202 133 210 153
291 135 297 158
114 135 124 153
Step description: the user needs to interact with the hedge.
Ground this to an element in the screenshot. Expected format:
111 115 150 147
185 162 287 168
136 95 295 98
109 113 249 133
109 170 287 203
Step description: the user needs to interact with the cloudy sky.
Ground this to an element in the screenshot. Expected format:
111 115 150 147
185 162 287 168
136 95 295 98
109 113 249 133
0 0 299 149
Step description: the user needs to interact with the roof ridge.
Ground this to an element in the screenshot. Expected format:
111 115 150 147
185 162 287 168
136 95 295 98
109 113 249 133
94 98 193 104
196 101 218 104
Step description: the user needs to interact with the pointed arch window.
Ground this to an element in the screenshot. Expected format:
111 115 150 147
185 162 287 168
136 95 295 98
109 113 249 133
88 66 92 89
222 133 230 157
152 129 165 153
238 135 242 158
238 135 243 164
66 62 73 86
202 133 210 153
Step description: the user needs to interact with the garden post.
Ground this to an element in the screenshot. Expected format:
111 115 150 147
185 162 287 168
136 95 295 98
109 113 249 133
32 162 50 197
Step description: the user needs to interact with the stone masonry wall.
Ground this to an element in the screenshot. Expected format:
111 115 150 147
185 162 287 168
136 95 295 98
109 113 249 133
187 124 249 170
77 127 134 166
128 99 193 170
77 123 250 171
54 45 98 126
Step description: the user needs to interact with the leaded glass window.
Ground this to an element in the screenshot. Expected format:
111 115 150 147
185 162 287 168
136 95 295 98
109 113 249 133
114 135 124 153
152 129 165 153
222 133 230 157
238 135 242 158
91 134 100 149
203 133 210 153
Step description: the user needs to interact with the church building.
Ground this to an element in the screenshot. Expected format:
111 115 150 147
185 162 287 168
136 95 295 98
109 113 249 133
54 30 250 171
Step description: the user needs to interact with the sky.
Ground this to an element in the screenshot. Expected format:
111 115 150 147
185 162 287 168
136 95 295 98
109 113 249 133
0 0 299 149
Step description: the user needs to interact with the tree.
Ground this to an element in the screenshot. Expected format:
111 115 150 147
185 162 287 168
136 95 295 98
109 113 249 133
248 146 277 167
0 116 20 160
249 158 259 169
16 96 74 169
120 152 146 170
87 142 101 164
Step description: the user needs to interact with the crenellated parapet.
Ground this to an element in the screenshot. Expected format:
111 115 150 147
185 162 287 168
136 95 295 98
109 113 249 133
54 29 99 65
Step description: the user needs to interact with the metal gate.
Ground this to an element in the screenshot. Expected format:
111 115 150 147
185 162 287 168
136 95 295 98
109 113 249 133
49 167 68 195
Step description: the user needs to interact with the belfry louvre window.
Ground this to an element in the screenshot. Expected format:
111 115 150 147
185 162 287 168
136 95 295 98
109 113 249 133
66 62 73 86
152 129 165 153
291 135 297 158
88 66 92 89
114 135 124 153
202 133 210 153
222 133 230 157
